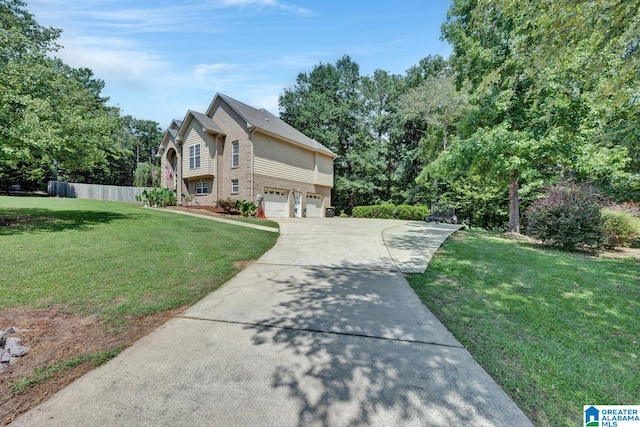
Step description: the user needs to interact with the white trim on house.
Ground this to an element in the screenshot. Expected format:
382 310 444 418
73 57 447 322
189 144 201 169
231 140 239 168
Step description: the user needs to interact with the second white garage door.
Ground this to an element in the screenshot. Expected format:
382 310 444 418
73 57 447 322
263 188 289 218
305 194 324 217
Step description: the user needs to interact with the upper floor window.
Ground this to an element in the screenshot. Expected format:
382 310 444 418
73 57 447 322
189 144 201 169
231 179 239 194
231 141 239 168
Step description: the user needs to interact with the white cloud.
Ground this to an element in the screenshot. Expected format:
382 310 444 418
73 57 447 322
220 0 277 6
217 0 312 14
56 35 169 83
193 63 239 77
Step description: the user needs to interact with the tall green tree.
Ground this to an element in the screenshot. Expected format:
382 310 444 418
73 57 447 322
280 55 374 212
361 69 404 202
0 0 121 189
122 115 163 165
394 55 458 205
439 0 637 232
400 73 469 160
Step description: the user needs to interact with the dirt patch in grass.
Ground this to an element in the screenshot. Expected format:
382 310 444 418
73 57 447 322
232 260 256 269
598 246 640 259
172 206 233 216
0 306 183 425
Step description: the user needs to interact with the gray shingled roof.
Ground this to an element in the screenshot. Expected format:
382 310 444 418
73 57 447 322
188 110 225 135
217 94 337 157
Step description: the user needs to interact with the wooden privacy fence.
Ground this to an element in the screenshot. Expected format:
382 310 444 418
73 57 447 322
48 181 153 203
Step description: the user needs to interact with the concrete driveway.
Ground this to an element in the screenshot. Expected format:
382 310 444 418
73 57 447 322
12 218 532 427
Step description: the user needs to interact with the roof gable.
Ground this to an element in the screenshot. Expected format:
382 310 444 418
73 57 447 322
178 110 225 138
158 119 182 156
207 93 337 158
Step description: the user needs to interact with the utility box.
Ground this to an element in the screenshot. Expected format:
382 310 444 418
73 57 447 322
325 207 335 217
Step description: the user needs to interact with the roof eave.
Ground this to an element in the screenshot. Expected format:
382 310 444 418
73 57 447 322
177 110 226 139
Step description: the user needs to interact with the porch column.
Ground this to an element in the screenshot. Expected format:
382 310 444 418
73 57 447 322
176 138 183 205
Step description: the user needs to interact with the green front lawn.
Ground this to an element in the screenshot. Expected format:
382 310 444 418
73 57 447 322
407 230 639 427
0 196 278 328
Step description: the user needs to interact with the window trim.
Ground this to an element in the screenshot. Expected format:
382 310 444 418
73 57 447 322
195 180 208 195
189 144 201 169
231 179 239 194
231 141 239 168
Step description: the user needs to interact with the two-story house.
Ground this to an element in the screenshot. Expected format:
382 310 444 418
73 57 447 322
158 93 336 218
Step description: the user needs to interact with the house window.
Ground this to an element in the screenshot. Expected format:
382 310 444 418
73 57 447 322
189 144 201 169
231 179 239 194
195 181 208 195
231 141 239 168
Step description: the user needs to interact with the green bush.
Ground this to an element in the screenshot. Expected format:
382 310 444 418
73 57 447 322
373 202 397 219
136 187 177 207
435 177 509 230
601 207 640 248
396 204 429 220
351 206 373 218
235 200 257 217
352 203 429 220
526 182 605 250
216 198 236 213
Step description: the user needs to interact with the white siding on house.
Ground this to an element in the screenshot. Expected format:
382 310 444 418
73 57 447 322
182 120 215 179
254 134 315 183
315 154 334 187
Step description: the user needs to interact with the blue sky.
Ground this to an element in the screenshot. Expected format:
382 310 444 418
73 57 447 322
27 0 452 128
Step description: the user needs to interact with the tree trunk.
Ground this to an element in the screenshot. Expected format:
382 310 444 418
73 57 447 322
508 170 520 233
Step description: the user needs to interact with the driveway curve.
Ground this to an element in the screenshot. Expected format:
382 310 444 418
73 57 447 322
12 218 532 427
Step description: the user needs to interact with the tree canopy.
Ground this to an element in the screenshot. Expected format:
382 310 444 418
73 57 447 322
0 0 162 190
279 0 638 227
279 55 453 212
3 0 637 229
436 0 639 230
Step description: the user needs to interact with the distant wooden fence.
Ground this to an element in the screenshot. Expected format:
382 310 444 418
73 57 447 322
47 181 153 203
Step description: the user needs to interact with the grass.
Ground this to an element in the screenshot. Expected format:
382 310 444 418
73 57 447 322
0 196 278 329
406 229 640 427
11 346 126 395
216 215 279 228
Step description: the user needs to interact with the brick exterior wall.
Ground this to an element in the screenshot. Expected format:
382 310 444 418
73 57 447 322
159 95 334 216
211 101 253 204
254 174 331 217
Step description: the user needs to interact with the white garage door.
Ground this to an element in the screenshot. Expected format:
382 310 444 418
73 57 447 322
305 194 324 218
263 188 289 218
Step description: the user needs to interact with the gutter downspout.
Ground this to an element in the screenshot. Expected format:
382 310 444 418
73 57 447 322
210 132 218 203
248 125 256 203
175 136 183 205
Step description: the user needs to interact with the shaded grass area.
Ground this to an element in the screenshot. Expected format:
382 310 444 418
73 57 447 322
406 230 640 427
0 196 278 330
11 346 126 395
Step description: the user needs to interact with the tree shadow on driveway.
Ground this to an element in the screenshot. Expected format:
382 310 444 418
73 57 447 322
382 222 462 273
242 261 532 427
